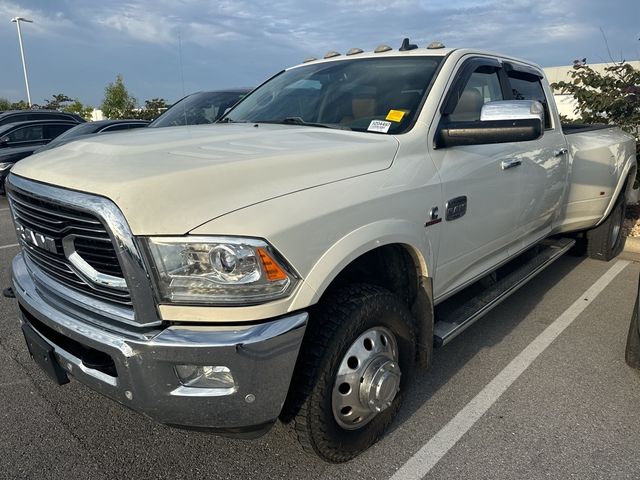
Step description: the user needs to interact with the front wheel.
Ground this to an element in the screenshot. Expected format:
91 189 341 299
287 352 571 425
283 284 416 462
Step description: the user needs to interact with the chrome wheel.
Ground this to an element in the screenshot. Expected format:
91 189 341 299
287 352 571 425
331 326 401 430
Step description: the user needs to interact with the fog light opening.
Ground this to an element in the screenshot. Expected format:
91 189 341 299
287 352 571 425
175 365 236 389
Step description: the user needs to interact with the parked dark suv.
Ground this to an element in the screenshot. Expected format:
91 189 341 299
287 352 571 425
0 109 86 127
34 119 149 154
0 119 81 193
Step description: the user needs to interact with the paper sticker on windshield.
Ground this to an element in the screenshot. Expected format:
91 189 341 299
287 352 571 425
368 120 391 133
386 110 406 122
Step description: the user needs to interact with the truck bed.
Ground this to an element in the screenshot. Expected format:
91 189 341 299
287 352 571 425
561 123 613 135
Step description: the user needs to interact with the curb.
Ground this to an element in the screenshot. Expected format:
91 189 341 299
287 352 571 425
624 237 640 254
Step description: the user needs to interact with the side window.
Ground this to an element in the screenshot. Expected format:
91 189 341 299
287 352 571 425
7 125 45 143
448 67 503 122
45 124 74 139
9 114 28 123
27 113 69 121
507 72 552 129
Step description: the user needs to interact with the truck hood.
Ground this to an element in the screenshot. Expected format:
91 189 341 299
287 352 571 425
11 123 399 234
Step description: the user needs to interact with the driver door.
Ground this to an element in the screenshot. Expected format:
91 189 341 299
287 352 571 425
429 57 522 299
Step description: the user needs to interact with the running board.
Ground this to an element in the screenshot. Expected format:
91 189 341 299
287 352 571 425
433 237 575 347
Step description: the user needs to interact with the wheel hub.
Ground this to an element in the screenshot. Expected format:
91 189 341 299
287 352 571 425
332 327 401 430
360 357 401 412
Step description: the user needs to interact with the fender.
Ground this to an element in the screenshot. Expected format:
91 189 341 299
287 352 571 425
596 153 637 226
288 219 435 310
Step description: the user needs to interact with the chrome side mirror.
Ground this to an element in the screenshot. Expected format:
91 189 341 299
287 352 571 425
480 100 544 124
436 100 544 148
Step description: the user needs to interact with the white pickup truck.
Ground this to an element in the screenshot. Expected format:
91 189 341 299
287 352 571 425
7 41 637 462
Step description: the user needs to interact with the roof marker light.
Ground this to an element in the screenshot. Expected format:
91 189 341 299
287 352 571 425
346 48 364 56
427 41 445 49
303 57 317 63
324 51 341 59
374 44 392 53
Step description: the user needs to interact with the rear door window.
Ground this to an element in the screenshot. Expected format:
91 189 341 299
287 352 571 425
507 71 552 129
6 125 45 143
45 124 75 139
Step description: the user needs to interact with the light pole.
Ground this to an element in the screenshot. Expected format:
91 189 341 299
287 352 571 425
11 17 33 107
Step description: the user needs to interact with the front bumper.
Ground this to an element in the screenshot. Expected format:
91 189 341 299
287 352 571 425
12 253 307 435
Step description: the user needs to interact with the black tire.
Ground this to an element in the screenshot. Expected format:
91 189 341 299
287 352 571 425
625 289 640 369
586 196 626 261
282 284 416 463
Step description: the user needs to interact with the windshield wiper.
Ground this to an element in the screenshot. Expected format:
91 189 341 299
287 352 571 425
216 118 251 124
255 117 351 130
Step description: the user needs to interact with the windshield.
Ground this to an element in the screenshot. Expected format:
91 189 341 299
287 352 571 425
224 56 442 134
149 91 248 127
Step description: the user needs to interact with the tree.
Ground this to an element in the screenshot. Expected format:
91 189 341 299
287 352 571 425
100 74 137 119
43 93 73 110
551 61 640 133
551 61 640 184
136 98 169 120
63 99 94 121
10 100 29 110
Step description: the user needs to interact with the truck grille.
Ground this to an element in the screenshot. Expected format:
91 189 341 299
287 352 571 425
8 189 132 307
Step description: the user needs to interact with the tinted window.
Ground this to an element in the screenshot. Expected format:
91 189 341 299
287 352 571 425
0 113 28 125
27 112 66 121
449 68 503 122
150 92 247 127
507 72 552 128
45 124 75 139
7 125 45 143
226 57 442 134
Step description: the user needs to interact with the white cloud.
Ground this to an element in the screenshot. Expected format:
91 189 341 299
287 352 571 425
94 5 177 45
0 0 75 36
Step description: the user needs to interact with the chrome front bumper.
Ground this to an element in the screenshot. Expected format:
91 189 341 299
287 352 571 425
12 253 307 436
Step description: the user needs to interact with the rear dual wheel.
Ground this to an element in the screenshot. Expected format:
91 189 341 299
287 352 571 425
283 284 416 462
586 195 626 261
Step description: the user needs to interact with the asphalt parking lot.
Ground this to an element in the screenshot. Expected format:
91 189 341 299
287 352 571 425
1 193 640 480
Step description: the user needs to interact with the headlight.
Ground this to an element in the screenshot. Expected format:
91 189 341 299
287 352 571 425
144 236 298 305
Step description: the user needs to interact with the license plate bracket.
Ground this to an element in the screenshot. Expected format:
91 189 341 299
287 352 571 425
21 323 69 385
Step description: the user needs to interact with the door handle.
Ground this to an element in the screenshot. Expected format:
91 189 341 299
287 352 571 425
501 159 521 170
554 148 568 157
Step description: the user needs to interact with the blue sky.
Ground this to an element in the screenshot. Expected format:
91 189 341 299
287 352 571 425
0 0 638 107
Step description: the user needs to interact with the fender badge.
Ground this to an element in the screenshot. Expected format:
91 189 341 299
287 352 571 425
425 207 442 227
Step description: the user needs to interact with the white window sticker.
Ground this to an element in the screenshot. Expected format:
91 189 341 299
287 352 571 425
367 120 391 133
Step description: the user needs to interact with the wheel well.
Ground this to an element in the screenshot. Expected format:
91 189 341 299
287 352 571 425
322 244 419 306
317 244 433 369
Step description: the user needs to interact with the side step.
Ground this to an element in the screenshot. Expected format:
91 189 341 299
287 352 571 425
433 237 575 347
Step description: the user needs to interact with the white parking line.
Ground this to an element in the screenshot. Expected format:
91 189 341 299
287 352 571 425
0 208 10 212
0 243 19 250
390 259 630 480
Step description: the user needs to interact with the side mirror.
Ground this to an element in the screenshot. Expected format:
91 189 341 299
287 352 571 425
436 100 544 148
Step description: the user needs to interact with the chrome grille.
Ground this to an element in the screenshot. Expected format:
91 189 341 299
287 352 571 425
8 188 132 306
